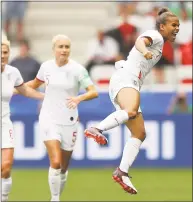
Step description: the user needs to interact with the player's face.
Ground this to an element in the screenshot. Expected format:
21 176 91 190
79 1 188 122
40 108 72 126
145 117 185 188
1 44 9 72
160 16 180 42
54 39 71 63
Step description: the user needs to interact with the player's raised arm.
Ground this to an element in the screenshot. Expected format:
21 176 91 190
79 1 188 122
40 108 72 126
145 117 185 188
135 37 153 60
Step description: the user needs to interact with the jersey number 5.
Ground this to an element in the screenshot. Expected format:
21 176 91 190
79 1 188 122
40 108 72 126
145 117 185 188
71 132 77 146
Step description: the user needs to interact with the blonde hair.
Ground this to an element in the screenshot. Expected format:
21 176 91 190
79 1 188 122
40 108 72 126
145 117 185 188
2 33 10 49
52 34 71 47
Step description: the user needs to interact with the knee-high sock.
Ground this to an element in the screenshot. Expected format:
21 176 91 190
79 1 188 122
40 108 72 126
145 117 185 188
1 177 12 202
119 138 142 173
97 110 129 131
60 170 68 195
48 167 61 200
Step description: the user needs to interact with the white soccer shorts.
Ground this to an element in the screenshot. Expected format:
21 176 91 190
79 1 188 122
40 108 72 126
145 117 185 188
2 122 14 149
39 121 79 151
109 68 142 113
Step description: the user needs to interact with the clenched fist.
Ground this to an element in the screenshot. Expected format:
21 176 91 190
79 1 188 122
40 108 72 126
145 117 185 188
143 51 154 60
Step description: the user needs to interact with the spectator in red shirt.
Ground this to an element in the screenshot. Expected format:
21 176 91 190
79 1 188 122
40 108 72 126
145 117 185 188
105 2 138 60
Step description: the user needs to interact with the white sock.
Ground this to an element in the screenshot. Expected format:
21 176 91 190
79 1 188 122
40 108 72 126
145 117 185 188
48 167 61 201
97 110 129 131
1 177 12 202
60 170 68 195
119 138 142 173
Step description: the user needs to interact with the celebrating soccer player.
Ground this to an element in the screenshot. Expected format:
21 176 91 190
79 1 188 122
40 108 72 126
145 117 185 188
84 7 180 194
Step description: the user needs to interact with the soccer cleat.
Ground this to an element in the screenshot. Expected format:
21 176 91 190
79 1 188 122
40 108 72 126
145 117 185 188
84 127 108 145
112 167 137 195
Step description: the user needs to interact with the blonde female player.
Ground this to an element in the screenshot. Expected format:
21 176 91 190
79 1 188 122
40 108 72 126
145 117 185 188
25 34 98 201
1 36 44 202
85 7 180 194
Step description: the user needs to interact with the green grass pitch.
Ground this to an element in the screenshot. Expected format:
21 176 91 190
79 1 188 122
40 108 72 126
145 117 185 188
9 168 192 201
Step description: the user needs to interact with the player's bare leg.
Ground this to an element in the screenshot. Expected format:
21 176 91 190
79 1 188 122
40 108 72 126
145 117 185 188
60 149 73 195
85 87 143 194
1 148 14 202
84 88 139 145
113 112 146 194
44 140 62 201
111 88 145 194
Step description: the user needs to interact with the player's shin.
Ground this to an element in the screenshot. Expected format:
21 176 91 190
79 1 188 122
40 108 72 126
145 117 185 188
97 110 129 131
1 177 12 202
48 167 61 201
60 170 68 195
119 137 142 173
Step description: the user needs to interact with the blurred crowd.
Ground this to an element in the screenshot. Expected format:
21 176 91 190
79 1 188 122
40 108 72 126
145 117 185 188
86 2 192 84
2 1 28 43
2 1 192 114
2 1 41 82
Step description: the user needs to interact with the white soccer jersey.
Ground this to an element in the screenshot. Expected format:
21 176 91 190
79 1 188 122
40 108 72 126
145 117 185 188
2 65 24 123
36 59 93 125
124 30 164 85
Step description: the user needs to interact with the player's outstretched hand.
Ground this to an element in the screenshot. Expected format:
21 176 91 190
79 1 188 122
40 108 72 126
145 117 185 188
143 51 153 60
66 97 81 109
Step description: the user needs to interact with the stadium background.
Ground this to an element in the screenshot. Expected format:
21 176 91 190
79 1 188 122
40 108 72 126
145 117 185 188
1 1 192 201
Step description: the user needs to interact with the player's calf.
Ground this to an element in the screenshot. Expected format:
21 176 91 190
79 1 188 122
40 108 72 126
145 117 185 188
1 161 12 178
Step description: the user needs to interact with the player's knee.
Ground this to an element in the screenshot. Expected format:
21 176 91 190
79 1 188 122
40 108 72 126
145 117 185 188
127 110 137 119
2 161 12 178
50 159 61 169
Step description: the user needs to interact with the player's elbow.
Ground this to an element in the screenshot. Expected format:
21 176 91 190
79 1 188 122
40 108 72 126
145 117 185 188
27 79 41 89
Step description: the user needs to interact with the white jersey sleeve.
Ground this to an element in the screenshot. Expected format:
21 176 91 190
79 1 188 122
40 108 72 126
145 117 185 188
125 30 164 84
138 30 163 46
36 64 45 82
14 69 24 87
78 66 93 88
